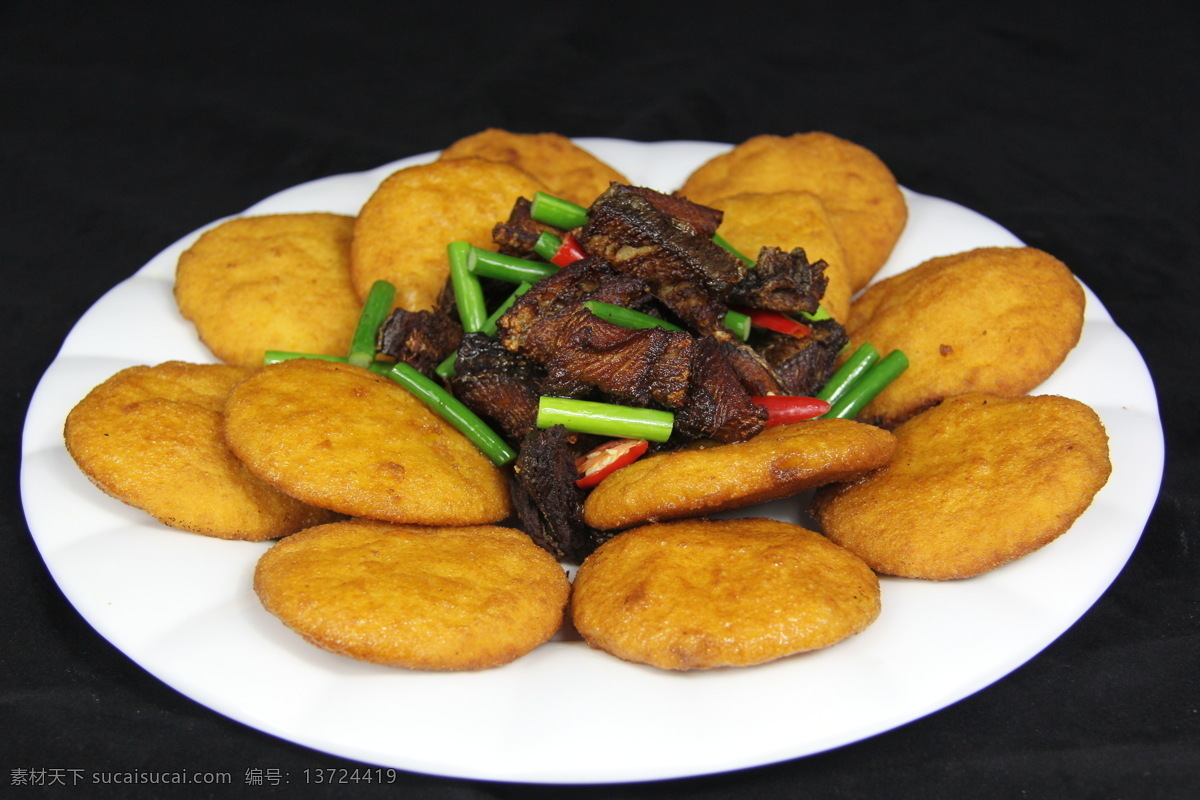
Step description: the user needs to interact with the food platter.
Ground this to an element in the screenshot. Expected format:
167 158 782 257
20 139 1164 783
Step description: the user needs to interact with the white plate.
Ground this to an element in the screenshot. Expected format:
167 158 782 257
20 139 1164 784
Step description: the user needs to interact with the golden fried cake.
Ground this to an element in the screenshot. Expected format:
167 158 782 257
222 358 511 525
350 157 547 311
678 132 907 290
438 128 627 207
582 419 896 530
711 190 853 323
844 246 1086 427
255 519 570 670
812 393 1111 579
64 361 337 540
570 517 881 670
174 213 362 367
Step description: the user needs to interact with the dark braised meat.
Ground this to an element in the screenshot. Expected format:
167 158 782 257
675 336 768 442
510 425 610 563
376 307 462 375
576 184 746 335
617 185 724 238
756 317 850 396
492 196 558 260
720 337 785 397
727 246 829 315
510 304 695 409
446 333 544 440
505 300 766 443
496 257 653 354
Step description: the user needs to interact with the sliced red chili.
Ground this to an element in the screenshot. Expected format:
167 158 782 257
574 438 649 487
741 308 812 338
752 395 831 427
551 234 587 267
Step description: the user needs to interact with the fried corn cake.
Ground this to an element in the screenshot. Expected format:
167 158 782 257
582 419 896 531
570 517 881 670
439 128 627 207
255 519 570 670
812 393 1111 579
678 132 907 290
174 213 362 367
64 361 337 540
222 358 511 525
350 157 547 311
843 246 1085 427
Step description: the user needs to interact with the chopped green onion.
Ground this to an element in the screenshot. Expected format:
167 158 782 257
583 300 749 342
468 247 559 283
824 349 908 420
816 342 881 406
534 231 563 261
447 241 487 333
583 301 683 332
347 280 396 368
712 232 754 266
433 353 457 381
265 350 349 366
435 282 532 380
530 191 590 229
536 397 674 442
723 309 751 341
264 350 392 374
798 305 833 322
383 361 516 465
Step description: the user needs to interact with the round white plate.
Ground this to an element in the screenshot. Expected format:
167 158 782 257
21 139 1164 784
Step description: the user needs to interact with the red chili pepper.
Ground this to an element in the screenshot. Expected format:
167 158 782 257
574 438 649 487
551 234 587 267
741 308 812 338
752 395 831 427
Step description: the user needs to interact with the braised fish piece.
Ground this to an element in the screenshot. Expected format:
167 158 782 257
718 336 785 398
525 304 696 409
505 302 767 443
674 336 769 443
756 316 849 396
509 425 609 563
576 184 745 336
727 246 829 314
447 333 546 441
492 196 559 260
376 306 462 375
615 184 724 238
496 257 652 354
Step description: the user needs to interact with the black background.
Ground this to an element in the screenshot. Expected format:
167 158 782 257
3 1 1197 797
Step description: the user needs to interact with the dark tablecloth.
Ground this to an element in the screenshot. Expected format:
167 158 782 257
3 2 1196 797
